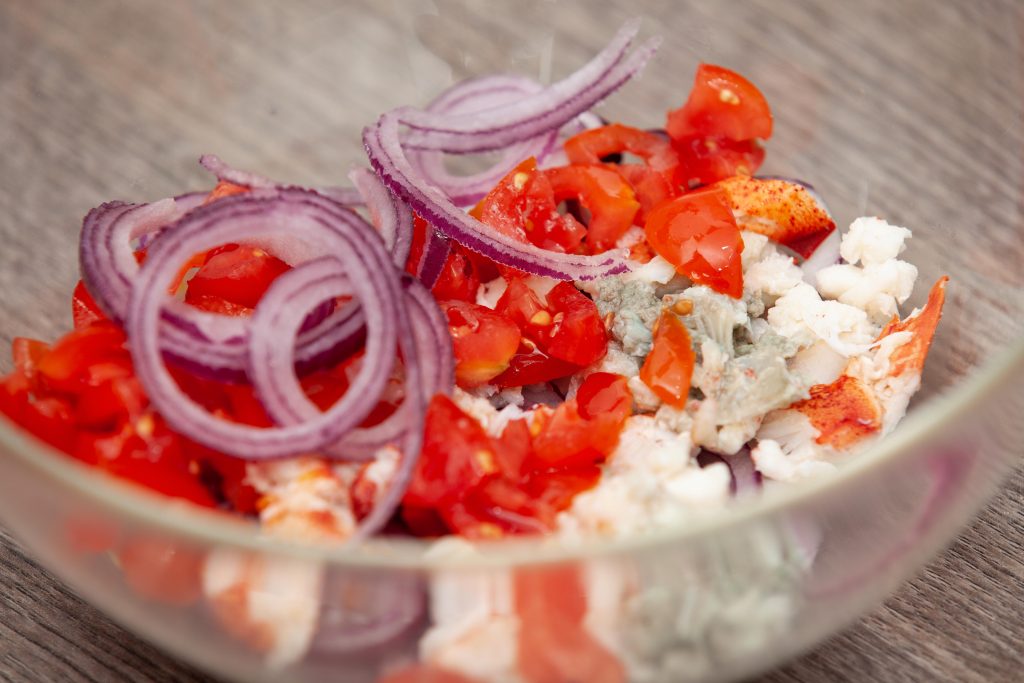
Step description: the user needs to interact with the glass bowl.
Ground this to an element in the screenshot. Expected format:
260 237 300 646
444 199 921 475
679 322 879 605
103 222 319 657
0 1 1021 682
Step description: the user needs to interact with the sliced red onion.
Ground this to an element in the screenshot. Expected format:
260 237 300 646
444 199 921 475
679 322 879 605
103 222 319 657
350 167 413 269
310 571 426 657
399 20 659 154
414 227 451 289
128 190 403 458
79 193 206 322
404 75 558 207
365 113 630 281
722 448 762 497
697 448 763 497
199 154 279 189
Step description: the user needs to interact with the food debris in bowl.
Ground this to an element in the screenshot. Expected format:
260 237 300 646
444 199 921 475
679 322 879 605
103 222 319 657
0 20 947 681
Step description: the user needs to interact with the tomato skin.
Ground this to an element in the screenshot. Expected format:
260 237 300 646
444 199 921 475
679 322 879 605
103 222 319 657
640 311 696 407
576 372 632 422
667 63 773 142
185 244 290 310
36 322 128 393
118 536 204 606
522 464 602 512
442 301 521 388
404 395 500 508
530 400 622 470
72 281 106 329
564 124 681 222
644 186 744 298
541 282 608 367
471 158 587 254
673 135 765 189
543 165 639 252
432 242 483 302
491 349 582 388
514 567 625 683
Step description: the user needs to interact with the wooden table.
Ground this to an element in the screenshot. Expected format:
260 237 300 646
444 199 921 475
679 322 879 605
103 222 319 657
1 1 1021 681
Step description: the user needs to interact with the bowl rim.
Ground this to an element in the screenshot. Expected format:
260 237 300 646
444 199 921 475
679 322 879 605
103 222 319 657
2 322 1021 570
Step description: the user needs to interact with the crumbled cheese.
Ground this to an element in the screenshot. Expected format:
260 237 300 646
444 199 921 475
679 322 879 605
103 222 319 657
677 285 749 357
588 279 663 357
628 375 663 412
767 282 877 356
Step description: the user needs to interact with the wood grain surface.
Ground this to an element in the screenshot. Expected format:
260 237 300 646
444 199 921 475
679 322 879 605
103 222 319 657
1 1 1022 682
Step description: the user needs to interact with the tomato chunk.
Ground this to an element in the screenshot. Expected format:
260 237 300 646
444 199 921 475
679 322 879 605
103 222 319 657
667 63 773 142
72 280 106 329
404 395 500 508
639 311 696 407
432 242 483 302
471 158 587 254
643 186 744 298
185 244 291 309
442 301 521 387
543 165 639 252
673 135 765 189
576 372 632 422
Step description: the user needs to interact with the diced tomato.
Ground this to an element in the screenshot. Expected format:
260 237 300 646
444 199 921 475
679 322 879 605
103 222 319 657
667 63 773 142
639 311 696 407
75 375 146 430
11 338 49 380
106 453 217 508
495 277 549 333
118 536 205 606
203 180 249 205
400 505 450 537
564 124 681 222
191 442 260 515
378 664 483 683
184 294 254 317
492 418 534 480
404 395 500 508
673 135 765 188
405 213 430 276
471 158 587 254
432 242 483 302
522 465 602 512
616 162 678 222
529 400 623 470
491 349 582 388
445 477 553 538
16 396 76 453
540 282 607 366
72 280 106 328
514 567 625 683
576 372 632 422
543 165 640 252
184 244 290 310
442 301 521 387
35 322 127 393
643 186 744 298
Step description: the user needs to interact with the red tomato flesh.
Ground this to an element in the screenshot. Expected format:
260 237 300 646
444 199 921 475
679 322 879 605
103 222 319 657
643 186 745 298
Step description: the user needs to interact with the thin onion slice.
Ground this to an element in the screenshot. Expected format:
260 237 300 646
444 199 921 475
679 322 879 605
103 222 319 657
350 167 413 269
365 113 630 281
128 190 403 459
399 20 660 154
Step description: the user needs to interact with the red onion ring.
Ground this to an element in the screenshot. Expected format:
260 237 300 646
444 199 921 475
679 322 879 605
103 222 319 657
350 167 413 269
404 75 559 207
365 112 630 281
399 20 659 154
128 190 403 459
310 570 426 657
